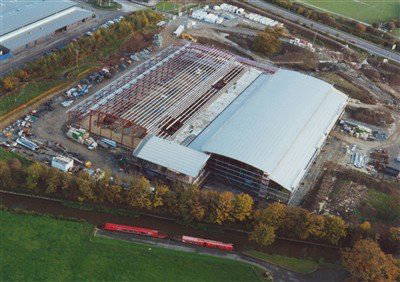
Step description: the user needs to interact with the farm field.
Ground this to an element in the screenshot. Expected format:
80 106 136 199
0 210 263 282
293 0 400 23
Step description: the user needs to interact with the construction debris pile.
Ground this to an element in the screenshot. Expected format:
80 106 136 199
339 120 372 140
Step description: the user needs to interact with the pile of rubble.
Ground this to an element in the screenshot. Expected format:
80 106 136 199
339 119 372 140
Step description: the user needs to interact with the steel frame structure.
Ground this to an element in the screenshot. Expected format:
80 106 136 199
67 42 276 148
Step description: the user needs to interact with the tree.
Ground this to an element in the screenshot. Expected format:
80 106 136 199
1 76 18 91
342 239 400 281
355 23 367 33
280 207 310 240
389 227 400 242
387 21 396 30
252 27 282 56
45 168 61 194
306 214 326 239
0 161 13 189
250 223 276 246
76 171 96 202
359 221 371 233
214 191 235 224
323 215 347 245
16 69 29 81
25 162 45 192
254 202 287 229
152 184 169 209
126 176 152 209
104 184 123 204
296 7 305 15
232 193 254 221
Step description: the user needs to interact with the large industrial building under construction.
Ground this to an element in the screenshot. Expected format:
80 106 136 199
68 42 348 203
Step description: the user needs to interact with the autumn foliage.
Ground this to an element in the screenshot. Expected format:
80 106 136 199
342 239 400 281
252 27 284 56
0 160 254 226
250 203 347 246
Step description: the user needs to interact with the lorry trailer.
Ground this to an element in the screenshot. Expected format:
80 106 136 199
102 223 234 251
103 223 168 239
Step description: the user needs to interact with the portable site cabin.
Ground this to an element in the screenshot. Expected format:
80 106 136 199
51 156 74 172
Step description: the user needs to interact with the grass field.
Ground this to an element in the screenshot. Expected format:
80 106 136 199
0 210 264 282
365 189 400 224
0 148 31 165
244 250 319 274
156 1 181 12
293 0 400 23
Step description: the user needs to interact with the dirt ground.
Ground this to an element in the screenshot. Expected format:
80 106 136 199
30 97 125 174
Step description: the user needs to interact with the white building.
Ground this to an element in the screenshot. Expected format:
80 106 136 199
51 156 74 172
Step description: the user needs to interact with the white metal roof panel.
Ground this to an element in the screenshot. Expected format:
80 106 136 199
0 7 92 50
0 0 75 36
189 69 347 191
133 135 210 178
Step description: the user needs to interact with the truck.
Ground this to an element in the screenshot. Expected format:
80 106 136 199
66 127 97 150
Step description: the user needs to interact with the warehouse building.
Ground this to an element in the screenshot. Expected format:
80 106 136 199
0 0 93 54
69 43 347 203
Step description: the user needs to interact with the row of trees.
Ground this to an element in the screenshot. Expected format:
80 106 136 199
250 203 347 246
2 157 398 280
0 158 350 245
0 159 254 225
0 10 163 93
342 239 400 281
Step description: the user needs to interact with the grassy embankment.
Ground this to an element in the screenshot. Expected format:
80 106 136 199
244 250 319 274
293 0 399 23
0 210 265 282
0 148 31 166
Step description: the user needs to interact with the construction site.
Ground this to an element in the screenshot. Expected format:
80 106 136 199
3 3 400 208
67 42 271 147
62 42 347 203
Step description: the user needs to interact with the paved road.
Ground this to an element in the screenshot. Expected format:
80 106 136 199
96 229 348 282
0 0 145 77
242 0 400 64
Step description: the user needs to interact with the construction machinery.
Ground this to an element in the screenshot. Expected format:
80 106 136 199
180 32 197 42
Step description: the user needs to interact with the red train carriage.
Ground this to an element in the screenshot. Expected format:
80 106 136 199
181 235 234 251
103 223 167 239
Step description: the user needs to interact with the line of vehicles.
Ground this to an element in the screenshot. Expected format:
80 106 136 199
102 223 234 251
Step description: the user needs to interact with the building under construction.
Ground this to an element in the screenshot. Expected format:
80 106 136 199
68 42 348 203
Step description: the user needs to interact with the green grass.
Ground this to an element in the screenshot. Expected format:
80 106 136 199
245 250 319 274
365 189 400 224
0 79 65 116
89 0 122 10
0 148 31 166
293 0 400 23
156 1 181 12
0 210 264 282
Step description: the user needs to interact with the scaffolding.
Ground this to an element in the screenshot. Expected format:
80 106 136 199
67 42 269 148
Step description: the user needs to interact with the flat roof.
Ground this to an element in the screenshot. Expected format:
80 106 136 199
189 69 348 192
0 6 92 50
133 135 210 178
0 0 76 36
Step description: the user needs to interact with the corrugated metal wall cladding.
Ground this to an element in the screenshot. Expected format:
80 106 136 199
1 0 75 36
135 136 209 177
1 8 92 50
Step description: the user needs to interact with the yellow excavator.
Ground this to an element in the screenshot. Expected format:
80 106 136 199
180 32 197 43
